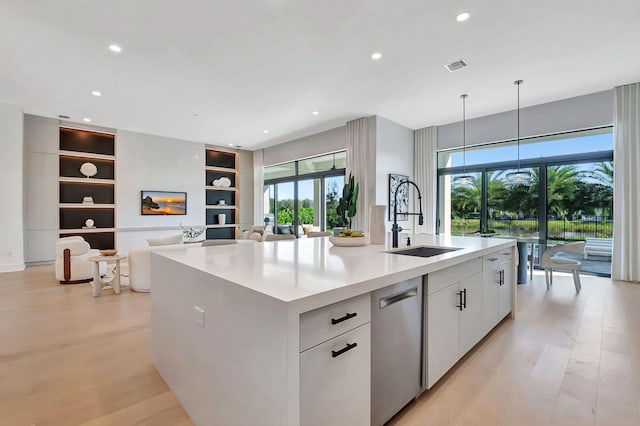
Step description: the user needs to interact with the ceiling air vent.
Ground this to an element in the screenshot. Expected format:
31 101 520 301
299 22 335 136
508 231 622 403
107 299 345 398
444 59 468 72
58 114 70 119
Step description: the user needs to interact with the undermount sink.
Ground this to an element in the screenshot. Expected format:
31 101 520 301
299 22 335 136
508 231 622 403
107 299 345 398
388 246 462 258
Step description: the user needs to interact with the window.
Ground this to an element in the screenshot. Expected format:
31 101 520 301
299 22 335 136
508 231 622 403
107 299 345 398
438 128 613 235
264 152 346 235
437 128 613 276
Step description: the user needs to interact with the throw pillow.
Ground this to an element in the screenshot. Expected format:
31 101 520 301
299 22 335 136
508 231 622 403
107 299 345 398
146 237 166 247
147 234 184 246
164 234 183 245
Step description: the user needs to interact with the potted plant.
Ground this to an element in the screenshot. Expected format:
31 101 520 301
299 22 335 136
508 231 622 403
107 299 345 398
337 173 360 231
180 223 205 242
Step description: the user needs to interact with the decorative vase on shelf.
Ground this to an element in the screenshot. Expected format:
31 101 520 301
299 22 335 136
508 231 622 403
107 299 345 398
218 214 226 225
84 218 95 228
369 205 386 244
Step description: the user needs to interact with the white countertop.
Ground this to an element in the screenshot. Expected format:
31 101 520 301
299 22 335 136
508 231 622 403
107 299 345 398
154 234 515 311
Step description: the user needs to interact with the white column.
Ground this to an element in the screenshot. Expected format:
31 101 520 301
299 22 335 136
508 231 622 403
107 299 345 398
0 101 25 272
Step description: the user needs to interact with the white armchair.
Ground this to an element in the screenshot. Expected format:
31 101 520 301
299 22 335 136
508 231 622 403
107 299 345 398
55 236 103 284
540 242 585 293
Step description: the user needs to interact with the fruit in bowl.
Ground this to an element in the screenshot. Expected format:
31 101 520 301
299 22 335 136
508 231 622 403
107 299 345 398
336 229 364 238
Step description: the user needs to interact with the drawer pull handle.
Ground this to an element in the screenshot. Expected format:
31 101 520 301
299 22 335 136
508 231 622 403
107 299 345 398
457 291 463 311
488 257 498 261
331 312 357 325
332 342 358 358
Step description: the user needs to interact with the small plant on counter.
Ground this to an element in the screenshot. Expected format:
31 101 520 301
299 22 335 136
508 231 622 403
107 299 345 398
180 223 205 239
337 173 359 230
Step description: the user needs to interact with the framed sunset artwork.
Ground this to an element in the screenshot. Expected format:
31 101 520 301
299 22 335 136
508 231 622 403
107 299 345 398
141 191 187 215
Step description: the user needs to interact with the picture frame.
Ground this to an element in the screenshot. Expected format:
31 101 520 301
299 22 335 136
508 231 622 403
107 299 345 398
141 191 187 215
388 174 409 221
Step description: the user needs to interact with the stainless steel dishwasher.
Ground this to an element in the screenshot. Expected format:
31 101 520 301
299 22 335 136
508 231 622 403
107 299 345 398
371 277 423 426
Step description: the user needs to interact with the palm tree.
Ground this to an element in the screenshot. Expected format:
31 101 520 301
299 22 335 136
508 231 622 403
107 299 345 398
547 165 579 220
590 161 613 187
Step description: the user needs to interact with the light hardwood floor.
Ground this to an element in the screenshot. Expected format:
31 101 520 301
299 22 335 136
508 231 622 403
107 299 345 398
1 265 639 425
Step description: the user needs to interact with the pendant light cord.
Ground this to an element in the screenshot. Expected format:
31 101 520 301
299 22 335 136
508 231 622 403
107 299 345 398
515 80 523 172
461 94 468 176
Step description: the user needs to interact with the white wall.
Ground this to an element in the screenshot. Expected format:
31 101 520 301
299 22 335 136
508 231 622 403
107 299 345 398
116 130 206 254
237 149 254 231
437 90 614 150
24 115 58 263
0 101 25 272
263 126 346 166
374 116 414 229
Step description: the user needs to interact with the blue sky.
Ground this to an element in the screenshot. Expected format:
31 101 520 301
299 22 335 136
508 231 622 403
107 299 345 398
442 132 613 168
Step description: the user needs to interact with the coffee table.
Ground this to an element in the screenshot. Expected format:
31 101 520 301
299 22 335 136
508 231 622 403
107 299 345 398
88 254 126 297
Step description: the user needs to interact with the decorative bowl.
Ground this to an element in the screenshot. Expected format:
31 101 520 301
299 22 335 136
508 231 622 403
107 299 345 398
99 249 118 256
328 236 369 247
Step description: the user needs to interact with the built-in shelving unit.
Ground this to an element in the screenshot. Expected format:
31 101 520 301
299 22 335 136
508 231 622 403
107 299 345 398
205 148 239 240
58 127 116 249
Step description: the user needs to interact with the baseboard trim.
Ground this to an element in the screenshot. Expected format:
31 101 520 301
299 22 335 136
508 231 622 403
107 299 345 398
0 263 26 273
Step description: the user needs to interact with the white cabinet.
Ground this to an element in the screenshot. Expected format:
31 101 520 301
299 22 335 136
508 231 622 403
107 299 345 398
498 259 513 320
300 294 371 426
425 259 483 389
300 323 371 426
459 274 484 355
482 250 514 333
426 282 461 388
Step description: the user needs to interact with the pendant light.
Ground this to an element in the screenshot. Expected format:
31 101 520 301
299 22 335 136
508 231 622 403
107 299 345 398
453 94 476 187
506 80 532 186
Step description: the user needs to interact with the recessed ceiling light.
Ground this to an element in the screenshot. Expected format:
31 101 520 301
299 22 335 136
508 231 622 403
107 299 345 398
263 130 269 134
91 90 102 97
312 111 319 116
371 52 382 60
108 44 122 53
228 143 234 147
456 12 470 22
83 118 91 122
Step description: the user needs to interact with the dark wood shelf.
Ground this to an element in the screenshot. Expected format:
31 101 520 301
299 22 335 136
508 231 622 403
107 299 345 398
59 127 117 250
60 208 114 230
206 227 236 240
60 127 115 156
206 209 236 226
206 150 236 169
59 181 115 204
59 231 115 250
206 190 236 206
60 156 115 180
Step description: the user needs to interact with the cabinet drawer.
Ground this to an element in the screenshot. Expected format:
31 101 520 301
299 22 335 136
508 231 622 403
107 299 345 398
483 249 513 271
300 323 371 426
300 293 371 352
426 257 482 295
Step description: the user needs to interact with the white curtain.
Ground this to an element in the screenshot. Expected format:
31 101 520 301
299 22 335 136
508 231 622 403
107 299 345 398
414 126 438 234
346 117 376 232
253 149 264 226
612 82 640 282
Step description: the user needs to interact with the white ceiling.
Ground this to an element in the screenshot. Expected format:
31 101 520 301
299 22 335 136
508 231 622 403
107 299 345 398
1 0 639 149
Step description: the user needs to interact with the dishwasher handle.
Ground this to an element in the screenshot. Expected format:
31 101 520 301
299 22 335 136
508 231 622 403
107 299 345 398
379 287 418 309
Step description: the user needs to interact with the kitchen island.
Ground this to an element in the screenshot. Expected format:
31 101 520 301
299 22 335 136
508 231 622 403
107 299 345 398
151 234 516 426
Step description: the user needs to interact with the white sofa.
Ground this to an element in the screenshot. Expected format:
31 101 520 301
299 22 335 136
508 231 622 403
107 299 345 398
584 237 613 259
128 240 256 292
129 243 203 292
